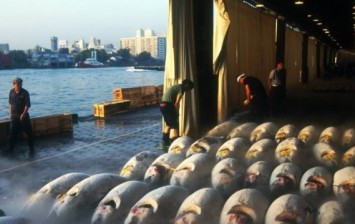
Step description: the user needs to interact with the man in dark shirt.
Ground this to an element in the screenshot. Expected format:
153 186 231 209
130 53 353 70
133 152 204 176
6 77 35 156
157 79 194 151
236 73 269 122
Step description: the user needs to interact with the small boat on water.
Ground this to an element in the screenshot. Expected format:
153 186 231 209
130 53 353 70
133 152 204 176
126 66 149 72
76 50 105 68
126 66 165 72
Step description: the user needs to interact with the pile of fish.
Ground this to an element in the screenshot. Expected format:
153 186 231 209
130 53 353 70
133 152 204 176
1 121 355 224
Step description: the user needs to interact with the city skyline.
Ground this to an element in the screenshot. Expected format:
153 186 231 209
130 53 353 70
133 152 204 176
0 0 168 51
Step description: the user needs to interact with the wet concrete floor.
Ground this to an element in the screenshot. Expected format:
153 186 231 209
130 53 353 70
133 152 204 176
0 106 163 215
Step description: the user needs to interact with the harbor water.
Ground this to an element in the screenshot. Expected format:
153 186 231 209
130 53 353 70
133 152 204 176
0 67 164 119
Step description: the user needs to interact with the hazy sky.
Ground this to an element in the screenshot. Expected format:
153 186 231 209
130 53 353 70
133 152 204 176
0 0 168 50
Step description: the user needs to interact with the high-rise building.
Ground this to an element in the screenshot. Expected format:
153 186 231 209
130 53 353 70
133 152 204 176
0 44 10 54
88 37 101 49
58 40 69 49
50 36 58 51
120 29 166 60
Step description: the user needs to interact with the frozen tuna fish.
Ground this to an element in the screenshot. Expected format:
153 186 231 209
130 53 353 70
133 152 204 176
274 137 305 166
269 162 302 198
215 137 250 162
319 126 341 146
124 185 189 224
48 173 126 224
220 188 269 224
21 172 89 222
340 146 355 168
227 122 258 140
299 166 333 207
275 124 299 144
211 158 246 198
245 139 277 166
174 188 224 224
186 136 224 157
341 128 355 149
119 151 159 181
316 200 346 224
297 125 320 145
250 122 279 143
170 153 215 193
91 181 149 224
244 161 273 196
333 166 355 208
205 120 239 138
144 153 185 189
168 136 194 155
265 194 314 224
312 143 339 171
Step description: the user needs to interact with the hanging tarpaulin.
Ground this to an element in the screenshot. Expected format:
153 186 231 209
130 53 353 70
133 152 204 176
213 0 231 122
163 0 199 137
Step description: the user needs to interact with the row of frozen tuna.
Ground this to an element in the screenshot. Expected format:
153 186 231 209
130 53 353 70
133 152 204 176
2 150 354 224
167 121 355 171
1 120 355 223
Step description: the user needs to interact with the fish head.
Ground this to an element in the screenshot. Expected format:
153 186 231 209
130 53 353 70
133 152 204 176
270 173 295 196
187 143 207 157
170 145 183 154
334 179 355 195
245 147 261 161
319 133 332 144
246 140 274 164
298 131 310 144
276 145 297 163
250 129 264 142
92 196 121 224
244 171 259 188
225 205 256 224
48 186 81 222
304 175 327 192
320 150 338 168
175 205 202 224
126 198 158 223
220 168 244 185
144 164 169 186
275 210 308 224
171 163 195 186
216 147 231 161
276 131 288 144
120 164 134 177
341 150 355 166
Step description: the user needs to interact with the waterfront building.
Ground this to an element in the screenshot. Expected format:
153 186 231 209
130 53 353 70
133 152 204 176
50 36 58 51
0 44 10 54
120 28 166 60
97 43 115 53
29 50 74 68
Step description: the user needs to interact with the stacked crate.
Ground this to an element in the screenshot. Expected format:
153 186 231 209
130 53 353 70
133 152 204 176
0 114 74 145
113 87 142 108
94 85 164 118
113 85 163 107
141 86 159 106
93 100 131 117
31 114 73 136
